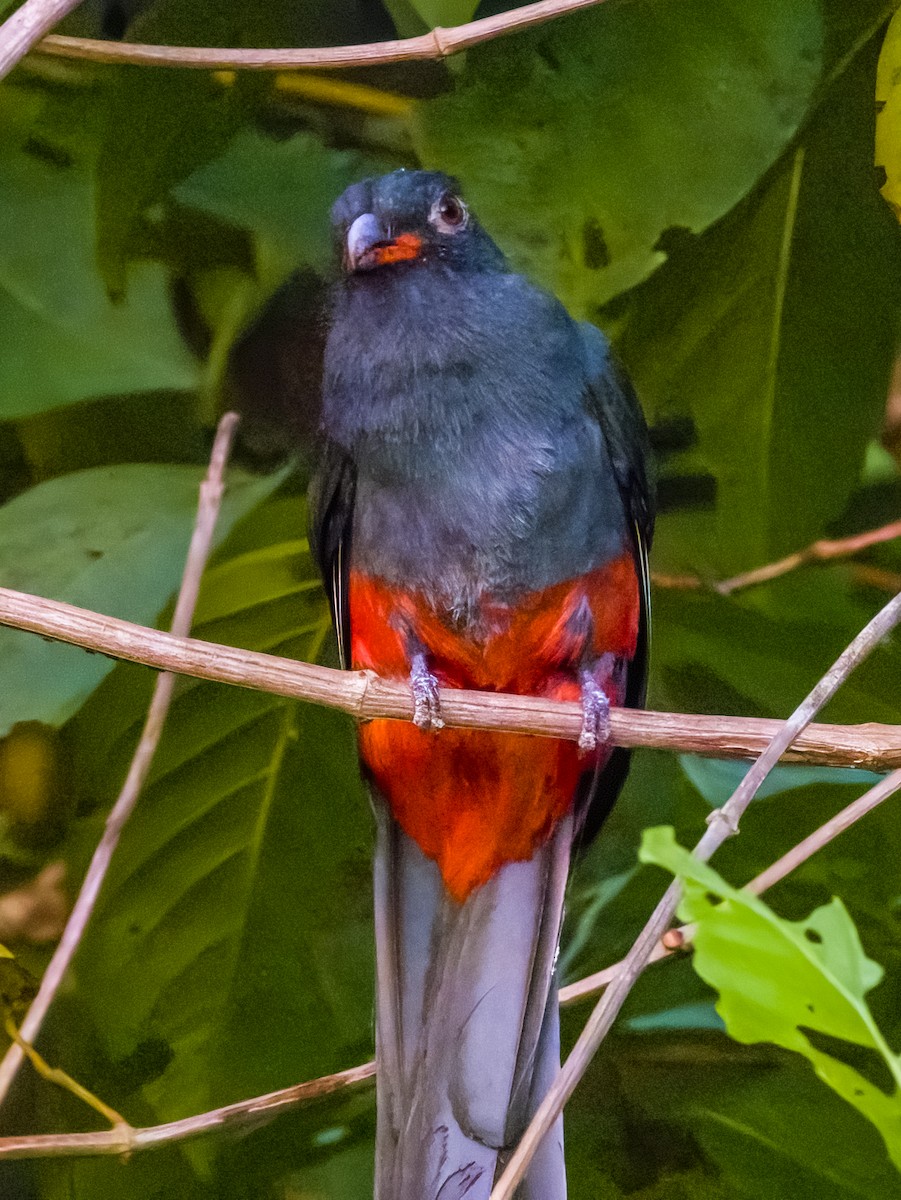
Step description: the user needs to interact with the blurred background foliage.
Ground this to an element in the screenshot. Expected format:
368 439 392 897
0 0 900 1196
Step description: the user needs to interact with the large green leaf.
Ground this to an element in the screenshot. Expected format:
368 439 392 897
415 0 822 315
0 150 198 419
63 520 372 1154
685 1068 901 1199
619 1052 901 1199
95 67 242 295
0 463 280 735
641 827 901 1171
625 39 901 574
650 578 901 727
175 129 380 277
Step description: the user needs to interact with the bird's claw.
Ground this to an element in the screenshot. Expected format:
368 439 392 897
411 652 444 732
578 670 610 754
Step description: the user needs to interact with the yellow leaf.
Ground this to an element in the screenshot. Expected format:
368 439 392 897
876 7 901 222
0 721 58 825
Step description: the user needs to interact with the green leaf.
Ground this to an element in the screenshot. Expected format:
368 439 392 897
877 8 901 223
626 1000 723 1032
406 0 479 28
95 67 241 295
624 1055 901 1199
175 130 378 276
650 579 901 729
627 36 901 572
679 756 885 808
381 0 430 37
0 463 281 735
0 149 198 419
415 0 822 315
559 867 636 980
691 1077 901 1200
640 827 901 1170
64 524 373 1153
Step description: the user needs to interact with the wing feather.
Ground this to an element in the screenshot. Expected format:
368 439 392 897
577 323 656 843
308 442 356 668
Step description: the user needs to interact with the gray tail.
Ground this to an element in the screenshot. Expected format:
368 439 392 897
373 797 571 1199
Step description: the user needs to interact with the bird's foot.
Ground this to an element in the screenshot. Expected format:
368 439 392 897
410 652 444 732
578 669 611 755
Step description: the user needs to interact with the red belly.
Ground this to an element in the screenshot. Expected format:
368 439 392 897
350 555 639 901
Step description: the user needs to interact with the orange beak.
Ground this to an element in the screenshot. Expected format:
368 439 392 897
346 213 424 272
369 233 423 266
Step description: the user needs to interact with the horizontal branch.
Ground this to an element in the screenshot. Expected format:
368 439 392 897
6 763 900 1162
0 586 899 768
491 585 901 1197
35 0 610 70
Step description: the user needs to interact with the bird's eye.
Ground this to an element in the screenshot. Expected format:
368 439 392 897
430 193 468 234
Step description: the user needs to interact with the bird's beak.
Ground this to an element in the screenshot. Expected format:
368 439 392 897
345 213 423 273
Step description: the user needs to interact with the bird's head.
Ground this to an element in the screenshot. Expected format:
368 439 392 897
331 170 505 277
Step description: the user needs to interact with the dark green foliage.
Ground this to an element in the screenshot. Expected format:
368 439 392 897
0 0 899 1196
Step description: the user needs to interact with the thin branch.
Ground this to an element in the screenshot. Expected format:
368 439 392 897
34 0 611 70
654 518 901 595
718 519 901 594
1 757 899 1160
0 414 240 1111
3 1014 126 1130
490 586 901 1199
0 0 84 81
0 585 899 768
746 767 901 896
27 0 899 79
848 563 901 594
564 764 901 1002
0 1061 377 1160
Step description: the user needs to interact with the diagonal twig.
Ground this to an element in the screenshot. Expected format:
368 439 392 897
489 586 901 1199
0 760 899 1161
654 518 901 596
746 766 901 896
0 586 899 768
716 520 901 595
0 1059 378 1160
563 765 901 1000
34 0 613 70
0 0 85 81
0 413 240 1111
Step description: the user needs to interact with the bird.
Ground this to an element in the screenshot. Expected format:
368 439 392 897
310 168 654 1200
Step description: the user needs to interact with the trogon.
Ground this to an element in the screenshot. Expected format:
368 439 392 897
310 169 654 1200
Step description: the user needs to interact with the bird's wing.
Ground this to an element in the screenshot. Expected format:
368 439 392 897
577 321 656 843
308 440 357 670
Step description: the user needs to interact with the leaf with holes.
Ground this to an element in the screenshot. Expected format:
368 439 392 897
63 516 372 1155
415 0 823 316
622 39 901 576
640 827 901 1172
